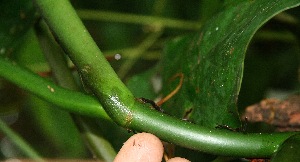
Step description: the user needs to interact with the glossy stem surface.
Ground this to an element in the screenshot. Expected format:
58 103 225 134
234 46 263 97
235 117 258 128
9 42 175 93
0 57 110 120
32 0 297 157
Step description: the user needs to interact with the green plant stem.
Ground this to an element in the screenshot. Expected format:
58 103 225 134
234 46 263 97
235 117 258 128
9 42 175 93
33 0 297 157
34 0 135 126
0 57 110 121
104 48 161 61
117 29 163 79
0 119 42 160
76 10 201 30
33 0 298 157
76 117 117 162
117 0 165 79
36 20 116 161
254 30 297 42
35 20 79 90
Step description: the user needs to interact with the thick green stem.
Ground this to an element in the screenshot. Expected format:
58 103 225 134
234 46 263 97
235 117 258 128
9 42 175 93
35 20 116 160
32 0 297 158
0 57 110 120
33 0 134 126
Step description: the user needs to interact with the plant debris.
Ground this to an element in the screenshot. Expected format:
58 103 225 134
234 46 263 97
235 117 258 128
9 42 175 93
243 95 300 132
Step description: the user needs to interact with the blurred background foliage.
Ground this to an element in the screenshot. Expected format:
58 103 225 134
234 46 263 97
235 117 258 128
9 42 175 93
0 0 299 161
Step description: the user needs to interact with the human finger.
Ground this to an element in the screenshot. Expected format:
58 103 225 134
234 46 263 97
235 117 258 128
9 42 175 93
114 132 164 162
167 157 191 162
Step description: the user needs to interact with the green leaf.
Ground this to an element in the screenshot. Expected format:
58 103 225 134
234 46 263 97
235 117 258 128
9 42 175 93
161 0 300 128
126 67 160 100
272 134 300 161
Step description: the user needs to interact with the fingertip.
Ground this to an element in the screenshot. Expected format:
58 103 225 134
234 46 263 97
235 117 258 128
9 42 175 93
167 157 191 162
114 132 163 162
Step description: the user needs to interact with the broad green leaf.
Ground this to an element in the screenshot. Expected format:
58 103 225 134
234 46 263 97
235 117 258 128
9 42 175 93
161 0 300 128
126 67 160 100
272 134 300 161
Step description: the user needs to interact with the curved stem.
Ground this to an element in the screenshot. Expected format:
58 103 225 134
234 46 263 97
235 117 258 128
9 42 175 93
76 10 201 30
36 20 116 160
0 56 296 157
0 57 110 121
34 0 135 126
33 0 296 158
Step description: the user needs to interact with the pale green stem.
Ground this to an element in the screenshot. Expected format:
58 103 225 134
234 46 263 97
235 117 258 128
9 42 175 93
0 119 43 160
77 10 201 30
